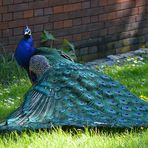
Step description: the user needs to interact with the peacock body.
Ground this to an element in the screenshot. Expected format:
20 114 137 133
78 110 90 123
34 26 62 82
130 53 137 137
0 27 148 132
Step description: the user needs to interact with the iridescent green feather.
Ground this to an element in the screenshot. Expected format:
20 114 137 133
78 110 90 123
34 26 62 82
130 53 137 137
0 48 148 132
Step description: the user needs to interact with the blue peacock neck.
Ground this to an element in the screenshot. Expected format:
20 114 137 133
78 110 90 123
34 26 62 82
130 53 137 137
14 35 36 70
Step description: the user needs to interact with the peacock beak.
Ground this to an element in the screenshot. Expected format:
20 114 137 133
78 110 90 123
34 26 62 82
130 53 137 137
24 31 28 35
24 31 31 35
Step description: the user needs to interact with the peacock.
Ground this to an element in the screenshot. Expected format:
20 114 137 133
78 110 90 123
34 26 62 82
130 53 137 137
0 26 148 132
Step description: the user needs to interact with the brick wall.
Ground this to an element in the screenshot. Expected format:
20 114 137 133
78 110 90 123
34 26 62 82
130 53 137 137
0 0 148 61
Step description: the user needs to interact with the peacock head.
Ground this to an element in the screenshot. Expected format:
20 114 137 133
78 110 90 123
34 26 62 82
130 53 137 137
24 26 32 38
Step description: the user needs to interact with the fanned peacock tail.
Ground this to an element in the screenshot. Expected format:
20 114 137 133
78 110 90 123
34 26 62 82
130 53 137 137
0 50 148 132
0 25 148 132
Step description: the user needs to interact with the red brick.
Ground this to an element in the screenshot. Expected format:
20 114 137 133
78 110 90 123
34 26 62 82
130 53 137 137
54 21 64 29
29 0 48 9
132 8 139 15
107 12 117 20
81 53 99 62
13 0 24 4
48 0 67 7
117 0 130 3
99 13 107 21
3 0 13 5
91 0 99 7
72 3 81 11
34 9 44 16
64 20 72 28
136 15 142 22
138 6 145 14
100 28 107 36
89 46 98 54
136 0 145 6
29 16 48 25
73 34 81 41
0 0 148 57
126 16 136 23
120 1 135 10
64 3 81 12
91 15 98 23
99 0 107 6
104 5 115 13
107 0 116 5
1 37 9 46
32 32 41 40
13 27 24 35
0 22 8 29
63 35 73 41
3 29 13 37
44 7 53 15
0 6 8 13
0 32 2 38
8 3 28 12
82 1 90 9
33 24 44 32
73 18 82 26
64 4 73 12
108 26 116 35
82 16 91 24
44 23 53 30
24 10 33 18
108 26 122 35
8 35 22 45
117 8 135 18
53 5 64 14
34 39 40 47
81 32 90 40
3 45 16 53
3 13 12 21
13 11 23 19
55 36 63 45
79 47 88 56
8 19 28 28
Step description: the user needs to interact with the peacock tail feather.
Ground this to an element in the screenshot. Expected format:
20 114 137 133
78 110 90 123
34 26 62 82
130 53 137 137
0 48 148 132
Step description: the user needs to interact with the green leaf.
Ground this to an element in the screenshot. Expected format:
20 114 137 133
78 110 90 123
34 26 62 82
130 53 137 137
61 39 75 52
41 30 56 43
60 39 77 61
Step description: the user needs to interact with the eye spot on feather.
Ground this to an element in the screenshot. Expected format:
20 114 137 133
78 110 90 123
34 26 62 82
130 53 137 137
127 92 132 97
116 90 121 94
52 79 57 83
90 111 97 115
120 99 128 104
118 118 128 123
137 106 145 110
55 94 61 100
136 112 142 116
96 102 104 107
64 70 71 75
55 87 60 91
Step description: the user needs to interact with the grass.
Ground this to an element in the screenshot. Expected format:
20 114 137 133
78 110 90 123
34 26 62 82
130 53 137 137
0 128 148 148
0 55 31 121
0 55 148 147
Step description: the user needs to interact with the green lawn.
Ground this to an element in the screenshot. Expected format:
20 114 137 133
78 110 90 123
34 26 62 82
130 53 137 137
0 56 148 148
